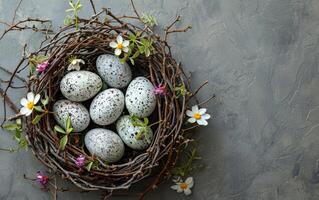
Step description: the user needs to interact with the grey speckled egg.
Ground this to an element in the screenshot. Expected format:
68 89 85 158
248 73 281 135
90 89 125 125
96 54 132 88
84 128 124 163
125 77 156 118
60 71 103 102
53 100 90 132
116 115 153 150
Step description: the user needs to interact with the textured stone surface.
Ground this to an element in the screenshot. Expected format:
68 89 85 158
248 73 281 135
1 0 319 199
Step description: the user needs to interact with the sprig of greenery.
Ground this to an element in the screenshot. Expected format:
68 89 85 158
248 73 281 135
141 13 158 27
85 160 99 171
54 115 73 150
120 33 155 65
174 84 192 97
171 148 202 178
130 115 160 143
32 95 50 125
29 55 49 74
2 119 28 151
64 0 82 30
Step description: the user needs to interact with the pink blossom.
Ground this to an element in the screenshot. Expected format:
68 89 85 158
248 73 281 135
36 61 49 72
154 84 166 95
75 154 85 167
36 171 49 186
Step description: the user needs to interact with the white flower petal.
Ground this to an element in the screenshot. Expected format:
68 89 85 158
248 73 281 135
25 109 33 116
34 94 40 104
20 98 28 106
186 110 194 117
176 187 183 193
115 48 122 56
198 108 207 115
197 119 208 126
201 114 211 120
27 92 34 102
122 40 129 47
191 105 198 113
184 188 192 196
185 177 194 188
116 35 123 44
123 47 129 53
79 59 85 64
109 41 117 48
170 185 179 190
187 117 196 123
20 107 29 115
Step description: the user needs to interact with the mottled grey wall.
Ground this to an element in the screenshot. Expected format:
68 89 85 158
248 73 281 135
1 0 319 199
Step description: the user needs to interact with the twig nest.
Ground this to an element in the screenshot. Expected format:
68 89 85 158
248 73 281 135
96 54 132 88
60 71 103 102
116 115 153 150
53 100 90 132
89 88 125 125
125 77 157 118
84 128 125 163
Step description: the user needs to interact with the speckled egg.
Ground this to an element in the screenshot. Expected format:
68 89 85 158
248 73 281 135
84 128 124 163
53 100 90 132
96 54 132 88
90 89 125 125
60 70 103 102
125 77 156 118
116 115 153 150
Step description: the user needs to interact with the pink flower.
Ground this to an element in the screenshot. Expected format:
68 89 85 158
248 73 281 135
75 154 85 167
36 61 49 72
36 171 49 186
154 84 166 95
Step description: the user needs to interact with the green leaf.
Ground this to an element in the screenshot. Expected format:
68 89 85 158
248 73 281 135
18 139 28 150
32 115 42 124
59 135 68 150
67 127 74 134
141 13 158 27
54 125 66 134
2 124 18 131
14 129 21 141
41 95 49 106
135 130 144 140
143 118 149 126
86 161 93 171
66 116 71 129
34 106 44 112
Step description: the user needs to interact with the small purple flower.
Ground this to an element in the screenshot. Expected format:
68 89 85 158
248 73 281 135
36 171 49 186
36 61 49 72
75 154 85 167
154 84 166 95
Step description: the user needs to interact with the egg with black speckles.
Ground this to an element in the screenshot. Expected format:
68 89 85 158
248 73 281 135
89 88 125 125
116 115 153 150
96 54 132 88
60 71 103 102
125 77 156 118
53 100 90 132
84 128 124 163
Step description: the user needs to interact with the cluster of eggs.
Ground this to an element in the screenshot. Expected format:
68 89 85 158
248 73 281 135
53 54 157 163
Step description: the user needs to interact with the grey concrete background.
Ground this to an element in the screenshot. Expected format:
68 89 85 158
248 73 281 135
1 0 319 199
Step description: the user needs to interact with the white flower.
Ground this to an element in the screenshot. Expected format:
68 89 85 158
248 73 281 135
171 177 194 196
186 105 210 126
109 35 129 56
20 92 40 116
67 58 85 71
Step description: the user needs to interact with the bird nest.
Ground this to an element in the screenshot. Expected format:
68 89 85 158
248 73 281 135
0 1 211 199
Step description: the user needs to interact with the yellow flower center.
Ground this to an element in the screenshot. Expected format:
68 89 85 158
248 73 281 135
117 43 123 49
26 102 34 110
179 183 188 190
193 113 201 120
